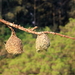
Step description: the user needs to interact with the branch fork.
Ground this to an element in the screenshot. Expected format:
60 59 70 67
0 19 75 40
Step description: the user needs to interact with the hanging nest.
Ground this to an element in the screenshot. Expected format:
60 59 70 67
36 33 50 52
5 26 23 54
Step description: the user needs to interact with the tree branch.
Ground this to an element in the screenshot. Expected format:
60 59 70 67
29 26 38 31
0 19 75 40
0 19 40 35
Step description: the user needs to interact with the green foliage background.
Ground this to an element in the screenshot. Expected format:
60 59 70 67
0 18 75 75
0 0 75 75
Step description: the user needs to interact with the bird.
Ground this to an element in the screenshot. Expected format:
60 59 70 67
36 33 50 52
5 26 23 54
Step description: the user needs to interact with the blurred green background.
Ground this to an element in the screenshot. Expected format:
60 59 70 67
0 0 75 75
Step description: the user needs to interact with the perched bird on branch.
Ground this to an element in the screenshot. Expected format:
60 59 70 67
5 26 23 54
36 33 50 52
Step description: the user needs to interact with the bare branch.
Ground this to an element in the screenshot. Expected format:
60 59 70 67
31 26 38 30
42 31 75 40
28 26 38 31
0 19 40 35
7 26 16 35
0 19 75 40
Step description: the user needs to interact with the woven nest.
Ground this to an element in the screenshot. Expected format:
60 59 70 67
36 33 50 52
5 27 23 54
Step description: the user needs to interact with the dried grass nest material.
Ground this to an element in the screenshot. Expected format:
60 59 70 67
36 33 50 52
5 27 23 54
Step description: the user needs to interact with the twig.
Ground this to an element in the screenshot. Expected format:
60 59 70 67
28 26 38 31
0 19 75 40
31 26 38 30
7 26 16 35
